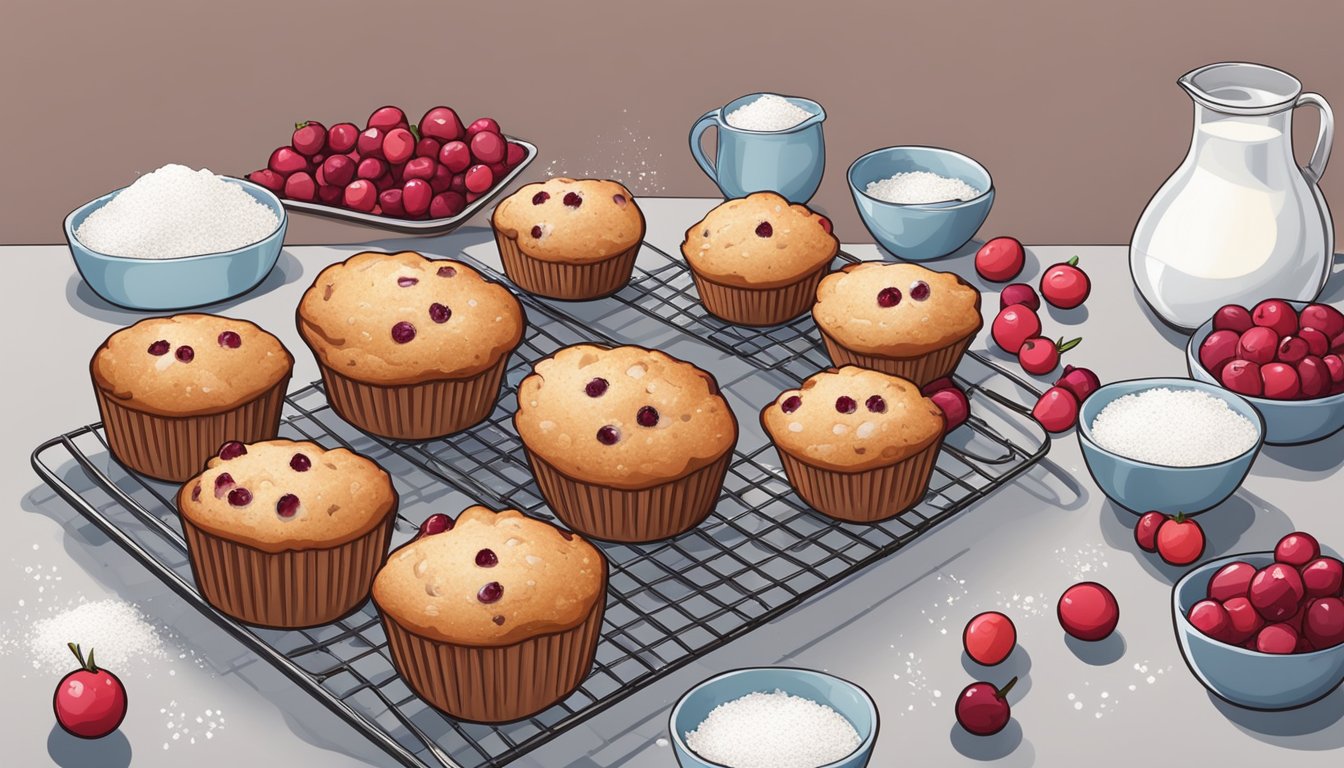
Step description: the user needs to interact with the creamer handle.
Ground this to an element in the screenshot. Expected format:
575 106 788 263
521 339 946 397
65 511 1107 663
1296 92 1333 184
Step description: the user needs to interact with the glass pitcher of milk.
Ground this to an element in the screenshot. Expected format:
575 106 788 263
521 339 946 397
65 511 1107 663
1130 62 1334 330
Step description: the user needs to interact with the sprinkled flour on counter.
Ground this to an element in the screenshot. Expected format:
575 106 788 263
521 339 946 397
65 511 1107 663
684 689 861 768
1089 387 1259 466
865 171 982 204
725 94 815 132
75 164 279 259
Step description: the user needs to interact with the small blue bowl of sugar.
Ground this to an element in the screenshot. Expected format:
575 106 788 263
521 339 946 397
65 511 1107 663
669 666 878 768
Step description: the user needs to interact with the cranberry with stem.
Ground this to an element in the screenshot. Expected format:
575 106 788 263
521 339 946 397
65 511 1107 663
53 642 127 739
955 677 1018 736
1156 513 1205 566
1040 255 1090 309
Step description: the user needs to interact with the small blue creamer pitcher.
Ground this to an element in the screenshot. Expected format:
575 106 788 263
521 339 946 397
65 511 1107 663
689 93 826 204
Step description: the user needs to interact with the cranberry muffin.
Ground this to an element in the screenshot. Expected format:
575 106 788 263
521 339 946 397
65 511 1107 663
813 262 982 386
373 505 606 723
491 177 645 299
682 192 839 325
91 314 293 482
297 251 524 440
514 344 737 542
761 366 945 523
177 439 397 627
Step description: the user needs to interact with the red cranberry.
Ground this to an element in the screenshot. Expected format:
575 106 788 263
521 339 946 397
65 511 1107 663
755 221 773 237
228 487 252 507
596 425 620 445
910 281 931 301
637 406 659 427
563 192 583 208
289 453 311 472
532 191 550 205
530 225 543 238
836 396 857 414
419 513 454 536
213 472 235 498
147 340 170 356
613 194 627 205
585 378 609 397
175 345 195 363
877 287 902 308
866 395 887 413
781 395 802 413
397 276 419 288
391 322 416 343
190 484 201 501
492 615 506 625
217 331 242 349
477 581 504 603
218 441 247 460
428 303 452 324
276 493 300 518
437 265 457 278
475 548 498 567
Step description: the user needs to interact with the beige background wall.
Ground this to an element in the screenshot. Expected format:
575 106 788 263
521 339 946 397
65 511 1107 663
2 0 1341 246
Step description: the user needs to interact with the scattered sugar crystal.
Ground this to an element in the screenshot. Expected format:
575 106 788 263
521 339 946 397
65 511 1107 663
26 599 168 674
865 172 981 204
725 94 815 132
1089 388 1258 466
685 690 860 768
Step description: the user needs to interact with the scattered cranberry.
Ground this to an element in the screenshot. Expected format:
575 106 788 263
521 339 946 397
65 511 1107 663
755 221 773 237
475 548 498 567
477 582 503 604
213 473 235 498
1213 304 1254 334
217 331 242 349
218 441 247 460
276 493 300 518
865 395 887 413
1156 513 1205 566
437 265 457 278
1055 366 1102 403
492 614 506 625
562 191 583 208
909 280 931 301
1256 623 1299 654
1305 597 1344 649
1220 359 1263 397
1302 557 1344 598
1032 386 1078 433
956 677 1018 737
391 321 416 344
1058 581 1119 641
54 643 127 739
1208 561 1256 602
596 425 620 445
637 406 659 427
1199 330 1241 377
1275 532 1321 567
1188 599 1233 643
1040 256 1090 309
963 612 1016 666
781 395 802 413
999 283 1040 312
585 378 609 397
1019 337 1078 376
992 304 1042 354
930 387 970 432
876 287 902 307
419 513 454 537
1223 596 1264 644
428 303 451 324
974 237 1025 283
228 487 253 507
532 191 550 205
289 453 311 472
1134 511 1166 552
174 345 194 363
835 396 857 414
147 339 170 356
1252 299 1298 338
1250 563 1306 622
531 225 544 238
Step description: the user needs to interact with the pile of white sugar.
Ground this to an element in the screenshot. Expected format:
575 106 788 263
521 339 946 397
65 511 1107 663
26 599 168 674
725 94 815 132
684 689 861 768
76 164 279 259
1089 387 1259 466
865 171 982 204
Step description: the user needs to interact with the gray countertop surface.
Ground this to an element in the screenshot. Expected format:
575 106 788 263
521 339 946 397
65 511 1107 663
3 197 1343 766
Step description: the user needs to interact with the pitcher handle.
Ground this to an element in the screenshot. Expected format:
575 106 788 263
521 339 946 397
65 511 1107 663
689 110 721 186
1296 92 1333 184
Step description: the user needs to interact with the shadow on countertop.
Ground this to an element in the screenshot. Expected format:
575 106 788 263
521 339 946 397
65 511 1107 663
1065 631 1126 666
1210 688 1344 751
48 723 131 768
949 719 1033 764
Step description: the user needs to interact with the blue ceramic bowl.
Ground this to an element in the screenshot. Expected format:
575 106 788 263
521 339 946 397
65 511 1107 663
1174 552 1344 710
1186 301 1344 445
1077 378 1264 515
64 178 287 311
670 667 878 768
847 146 993 261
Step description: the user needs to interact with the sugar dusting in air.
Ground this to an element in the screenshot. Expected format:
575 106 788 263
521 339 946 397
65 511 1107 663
542 110 666 194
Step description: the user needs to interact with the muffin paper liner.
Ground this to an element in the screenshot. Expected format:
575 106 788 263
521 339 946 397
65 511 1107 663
495 232 638 300
776 438 943 523
689 266 828 326
819 328 975 388
181 514 394 629
523 449 732 543
96 378 289 483
316 356 508 441
379 593 605 723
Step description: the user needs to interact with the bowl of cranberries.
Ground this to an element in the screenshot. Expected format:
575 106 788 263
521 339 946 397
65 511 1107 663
1187 299 1344 445
1173 532 1344 710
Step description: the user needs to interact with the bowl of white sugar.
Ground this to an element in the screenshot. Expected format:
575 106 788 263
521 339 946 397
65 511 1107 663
847 146 993 261
65 164 287 310
1078 379 1264 515
670 666 878 768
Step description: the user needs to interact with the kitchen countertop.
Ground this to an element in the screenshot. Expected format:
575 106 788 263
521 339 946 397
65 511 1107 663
4 197 1344 767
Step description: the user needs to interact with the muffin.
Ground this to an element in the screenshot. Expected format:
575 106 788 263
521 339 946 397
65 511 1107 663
761 366 945 523
491 177 645 299
373 505 606 723
297 251 524 440
514 344 737 542
813 262 982 386
91 313 294 482
682 192 839 325
176 439 397 627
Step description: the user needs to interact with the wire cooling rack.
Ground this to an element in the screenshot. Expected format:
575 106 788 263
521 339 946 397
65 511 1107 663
33 245 1049 768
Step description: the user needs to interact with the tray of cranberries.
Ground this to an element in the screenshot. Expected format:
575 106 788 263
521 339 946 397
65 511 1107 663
1186 299 1344 444
244 105 536 234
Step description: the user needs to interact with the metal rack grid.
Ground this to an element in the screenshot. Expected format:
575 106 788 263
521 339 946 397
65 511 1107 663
33 248 1049 768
